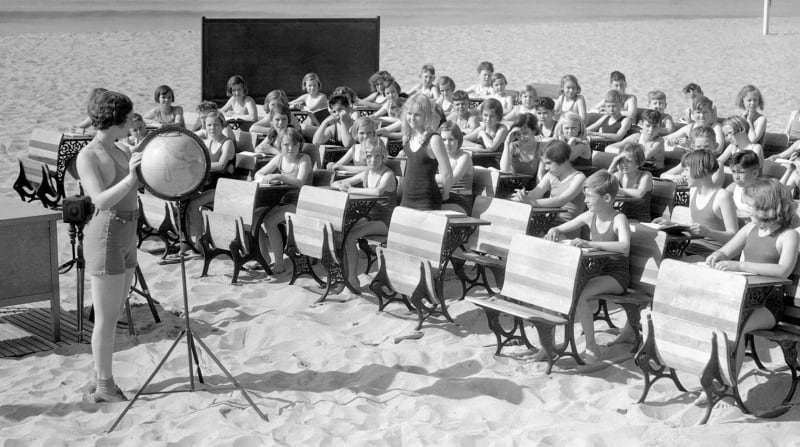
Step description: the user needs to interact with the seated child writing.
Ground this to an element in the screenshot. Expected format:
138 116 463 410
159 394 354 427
143 84 185 128
717 115 764 166
607 109 665 170
328 117 377 173
437 121 474 215
586 90 632 144
504 84 538 122
511 140 587 235
331 137 398 288
288 73 328 112
608 143 654 222
501 113 544 184
220 75 258 123
464 61 494 99
544 170 631 363
704 178 798 386
447 90 479 135
463 98 508 152
255 128 312 273
656 149 738 258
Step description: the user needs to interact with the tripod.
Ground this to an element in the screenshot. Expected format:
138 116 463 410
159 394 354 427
107 200 267 432
60 223 160 342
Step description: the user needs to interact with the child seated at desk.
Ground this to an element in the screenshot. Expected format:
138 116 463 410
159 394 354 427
703 178 798 388
255 128 312 274
488 73 516 113
464 61 494 99
447 90 479 135
664 95 724 153
656 149 738 259
587 90 632 144
312 95 356 148
553 111 592 170
438 121 474 215
190 101 233 140
660 126 724 186
370 80 402 119
143 84 185 128
590 71 637 121
608 143 653 222
120 113 147 152
736 84 767 145
255 103 294 156
504 84 538 122
359 70 394 109
328 117 377 173
220 75 258 123
288 72 328 112
717 115 764 166
511 140 587 236
407 64 439 99
533 97 557 140
501 113 544 183
726 150 760 221
607 109 665 170
680 83 704 123
435 76 456 114
332 138 398 288
250 90 301 134
375 97 405 140
647 90 674 135
463 98 508 153
554 74 587 122
544 170 631 363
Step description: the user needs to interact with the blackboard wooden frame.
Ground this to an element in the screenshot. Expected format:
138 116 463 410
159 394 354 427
202 17 380 105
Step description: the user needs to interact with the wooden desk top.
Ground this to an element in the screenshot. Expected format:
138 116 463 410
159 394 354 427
530 207 564 214
0 196 61 227
448 216 491 227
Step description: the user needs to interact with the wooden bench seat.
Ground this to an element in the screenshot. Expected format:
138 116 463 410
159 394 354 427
451 196 532 300
137 191 181 259
591 223 669 351
284 186 351 303
370 207 451 329
199 178 268 283
635 259 790 424
467 234 586 374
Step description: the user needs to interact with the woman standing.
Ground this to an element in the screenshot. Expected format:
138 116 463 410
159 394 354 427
76 91 141 403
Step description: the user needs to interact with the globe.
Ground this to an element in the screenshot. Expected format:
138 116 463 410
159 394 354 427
137 127 210 201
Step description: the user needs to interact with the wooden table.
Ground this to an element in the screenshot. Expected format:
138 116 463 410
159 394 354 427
0 196 61 342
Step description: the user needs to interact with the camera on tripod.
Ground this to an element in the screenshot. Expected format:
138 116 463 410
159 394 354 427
62 195 95 226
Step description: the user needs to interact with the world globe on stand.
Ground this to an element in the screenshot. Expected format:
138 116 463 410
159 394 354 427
137 127 210 201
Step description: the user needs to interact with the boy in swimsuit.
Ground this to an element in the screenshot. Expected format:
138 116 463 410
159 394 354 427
533 97 557 140
647 90 674 135
464 61 494 99
447 90 479 135
587 90 631 144
544 170 631 363
607 109 665 170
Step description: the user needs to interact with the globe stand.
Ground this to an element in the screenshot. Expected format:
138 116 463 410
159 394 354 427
107 127 267 432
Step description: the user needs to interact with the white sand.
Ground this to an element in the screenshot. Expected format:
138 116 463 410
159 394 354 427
1 16 800 446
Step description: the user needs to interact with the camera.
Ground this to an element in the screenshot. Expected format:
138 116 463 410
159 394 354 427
62 195 95 226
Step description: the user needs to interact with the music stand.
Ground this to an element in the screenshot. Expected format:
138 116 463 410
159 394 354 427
107 127 267 432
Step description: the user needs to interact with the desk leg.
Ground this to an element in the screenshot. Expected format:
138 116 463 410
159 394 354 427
339 201 377 294
49 220 61 342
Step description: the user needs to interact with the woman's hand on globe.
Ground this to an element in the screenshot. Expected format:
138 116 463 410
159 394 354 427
128 151 143 180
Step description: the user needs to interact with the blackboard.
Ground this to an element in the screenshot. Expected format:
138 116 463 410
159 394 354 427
202 17 380 105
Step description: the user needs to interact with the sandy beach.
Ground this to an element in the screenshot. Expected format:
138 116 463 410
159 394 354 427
1 11 800 446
